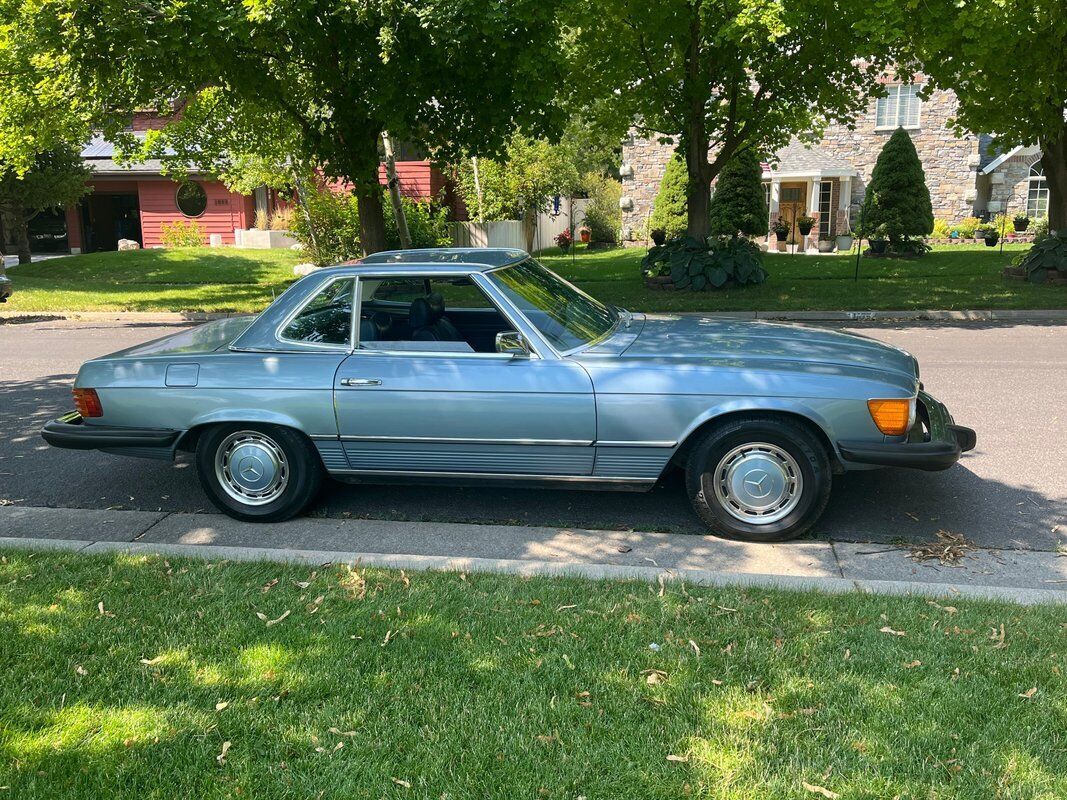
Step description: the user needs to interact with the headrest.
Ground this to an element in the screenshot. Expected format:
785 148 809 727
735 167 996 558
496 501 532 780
426 292 445 319
359 318 379 342
409 297 434 329
370 312 392 337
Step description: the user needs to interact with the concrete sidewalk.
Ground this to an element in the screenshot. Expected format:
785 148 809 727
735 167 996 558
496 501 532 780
2 505 1064 604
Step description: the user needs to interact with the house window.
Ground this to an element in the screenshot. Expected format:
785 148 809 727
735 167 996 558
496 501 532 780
1026 164 1049 219
176 182 208 218
818 181 833 238
876 84 922 130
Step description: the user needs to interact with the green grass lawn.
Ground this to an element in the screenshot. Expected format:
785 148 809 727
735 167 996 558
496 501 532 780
3 549 1065 798
542 243 1067 312
3 242 1066 314
3 248 301 313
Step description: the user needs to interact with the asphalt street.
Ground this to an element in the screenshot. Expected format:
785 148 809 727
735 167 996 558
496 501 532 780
2 316 1064 550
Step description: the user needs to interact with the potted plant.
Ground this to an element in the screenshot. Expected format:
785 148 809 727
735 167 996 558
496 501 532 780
796 215 815 236
835 227 854 252
555 228 573 252
579 227 591 243
817 235 835 253
773 217 790 241
985 231 1000 247
1013 215 1030 233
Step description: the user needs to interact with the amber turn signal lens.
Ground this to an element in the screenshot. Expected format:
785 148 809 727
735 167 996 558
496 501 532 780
867 398 912 436
73 388 103 418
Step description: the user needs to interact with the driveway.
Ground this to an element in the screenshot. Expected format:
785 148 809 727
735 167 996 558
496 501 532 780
1 317 1064 551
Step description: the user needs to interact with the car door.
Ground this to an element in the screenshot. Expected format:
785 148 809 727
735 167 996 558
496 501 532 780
333 273 597 477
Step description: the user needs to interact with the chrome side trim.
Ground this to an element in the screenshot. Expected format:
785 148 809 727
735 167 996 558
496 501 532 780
339 435 593 446
329 468 655 483
596 440 678 448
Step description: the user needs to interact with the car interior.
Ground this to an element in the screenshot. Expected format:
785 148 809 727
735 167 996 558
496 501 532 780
357 277 514 354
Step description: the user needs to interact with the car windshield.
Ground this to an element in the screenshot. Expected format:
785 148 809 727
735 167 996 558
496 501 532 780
487 259 618 351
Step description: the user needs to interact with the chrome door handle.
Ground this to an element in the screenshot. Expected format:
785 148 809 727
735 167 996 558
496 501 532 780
340 378 382 387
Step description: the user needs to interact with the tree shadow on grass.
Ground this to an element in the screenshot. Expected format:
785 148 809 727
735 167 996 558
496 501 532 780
1 553 1065 798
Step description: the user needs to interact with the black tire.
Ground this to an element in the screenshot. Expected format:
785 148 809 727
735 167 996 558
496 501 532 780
684 415 832 542
195 423 324 522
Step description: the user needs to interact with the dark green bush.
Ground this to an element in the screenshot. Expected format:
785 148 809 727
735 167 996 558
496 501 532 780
647 154 689 241
861 127 934 255
383 196 451 250
641 235 768 290
709 149 768 237
1013 232 1067 283
291 186 361 265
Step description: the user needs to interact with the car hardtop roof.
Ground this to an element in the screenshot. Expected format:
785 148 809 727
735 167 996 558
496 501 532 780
352 247 529 272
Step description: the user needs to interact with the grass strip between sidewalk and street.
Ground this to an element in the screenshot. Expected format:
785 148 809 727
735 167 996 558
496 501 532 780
5 243 1067 314
2 549 1064 798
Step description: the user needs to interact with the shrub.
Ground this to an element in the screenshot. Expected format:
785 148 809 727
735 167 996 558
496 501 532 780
647 154 689 241
555 228 572 251
1031 216 1049 241
950 216 981 239
708 149 768 237
581 172 622 244
1012 232 1067 282
641 235 768 290
269 207 294 231
291 186 361 265
160 220 206 248
383 196 450 250
861 128 934 254
931 218 952 238
253 208 269 230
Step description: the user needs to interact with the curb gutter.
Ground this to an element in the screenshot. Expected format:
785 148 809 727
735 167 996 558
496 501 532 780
1 536 1064 607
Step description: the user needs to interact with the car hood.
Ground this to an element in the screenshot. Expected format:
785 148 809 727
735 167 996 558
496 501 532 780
100 316 257 359
590 314 918 381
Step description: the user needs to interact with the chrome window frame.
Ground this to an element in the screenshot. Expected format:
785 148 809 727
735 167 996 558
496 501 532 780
274 275 358 353
350 270 550 360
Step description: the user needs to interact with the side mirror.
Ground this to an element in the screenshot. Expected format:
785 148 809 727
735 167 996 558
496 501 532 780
495 330 531 358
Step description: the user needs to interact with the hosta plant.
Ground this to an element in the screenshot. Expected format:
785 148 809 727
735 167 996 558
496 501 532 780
1013 232 1067 283
641 235 768 290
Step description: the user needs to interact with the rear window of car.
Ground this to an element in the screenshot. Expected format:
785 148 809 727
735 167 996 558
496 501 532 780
280 278 354 347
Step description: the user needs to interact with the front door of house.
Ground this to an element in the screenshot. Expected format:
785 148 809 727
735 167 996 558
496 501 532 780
779 183 807 244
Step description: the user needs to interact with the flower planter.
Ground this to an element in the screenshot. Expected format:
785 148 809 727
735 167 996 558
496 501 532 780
817 239 835 253
1014 220 1030 233
869 239 888 255
579 230 591 243
240 229 299 249
984 236 999 247
797 224 814 237
835 235 854 252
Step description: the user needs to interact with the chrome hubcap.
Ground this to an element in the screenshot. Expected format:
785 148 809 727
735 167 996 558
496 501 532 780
712 442 803 525
214 431 289 506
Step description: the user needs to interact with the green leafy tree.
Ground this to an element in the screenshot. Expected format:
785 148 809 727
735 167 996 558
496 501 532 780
580 172 622 244
647 155 689 241
708 150 768 237
567 0 890 239
861 127 933 251
0 148 91 263
41 0 566 254
889 0 1067 233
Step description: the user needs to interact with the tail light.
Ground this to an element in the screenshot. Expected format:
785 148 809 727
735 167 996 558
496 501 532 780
73 388 103 418
867 398 914 436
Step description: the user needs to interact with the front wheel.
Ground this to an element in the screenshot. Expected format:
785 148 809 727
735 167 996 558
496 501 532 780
195 424 324 522
685 416 832 542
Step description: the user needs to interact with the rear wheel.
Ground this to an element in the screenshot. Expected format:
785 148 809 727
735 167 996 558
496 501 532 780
195 424 323 522
685 416 832 542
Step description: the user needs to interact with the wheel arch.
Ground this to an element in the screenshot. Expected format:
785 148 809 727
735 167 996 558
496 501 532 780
669 405 842 474
175 412 319 456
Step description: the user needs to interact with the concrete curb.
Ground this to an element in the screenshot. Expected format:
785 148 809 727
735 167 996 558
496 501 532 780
4 309 1067 324
2 535 1064 607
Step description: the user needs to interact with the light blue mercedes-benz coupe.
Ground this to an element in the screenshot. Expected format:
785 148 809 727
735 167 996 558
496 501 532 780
42 248 974 541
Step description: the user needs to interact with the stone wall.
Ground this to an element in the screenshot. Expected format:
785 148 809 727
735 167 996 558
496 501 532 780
819 87 980 224
620 131 675 242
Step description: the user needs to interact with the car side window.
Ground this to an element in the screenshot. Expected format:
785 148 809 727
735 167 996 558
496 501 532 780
280 278 354 347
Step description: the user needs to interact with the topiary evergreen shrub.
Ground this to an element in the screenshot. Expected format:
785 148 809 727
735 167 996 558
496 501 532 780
641 235 768 290
708 149 768 237
647 154 689 240
861 127 934 256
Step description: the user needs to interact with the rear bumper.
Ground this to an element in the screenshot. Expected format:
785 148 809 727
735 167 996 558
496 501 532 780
838 392 975 472
41 412 181 458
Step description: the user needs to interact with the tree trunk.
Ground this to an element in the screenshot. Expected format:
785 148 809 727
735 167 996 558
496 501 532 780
381 132 411 249
12 206 32 264
340 128 388 256
682 2 711 241
1041 121 1067 235
522 206 537 253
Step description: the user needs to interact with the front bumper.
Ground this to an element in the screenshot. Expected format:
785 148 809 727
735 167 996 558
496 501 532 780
41 412 181 459
837 391 976 472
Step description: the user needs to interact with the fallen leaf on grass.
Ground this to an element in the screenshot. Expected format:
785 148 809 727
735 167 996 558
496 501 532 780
74 665 87 676
928 600 958 614
1019 687 1038 699
802 782 840 799
215 701 229 711
216 741 231 765
880 626 906 637
255 610 291 627
556 604 577 612
307 595 324 614
261 578 279 593
642 669 668 685
688 639 701 656
990 624 1008 649
328 727 357 737
666 754 689 763
903 660 922 669
140 655 165 666
391 778 411 788
97 601 114 618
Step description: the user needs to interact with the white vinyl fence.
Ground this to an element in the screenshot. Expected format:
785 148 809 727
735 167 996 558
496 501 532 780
449 199 590 253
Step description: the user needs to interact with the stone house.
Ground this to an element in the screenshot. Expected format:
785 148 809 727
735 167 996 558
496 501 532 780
620 81 1049 246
